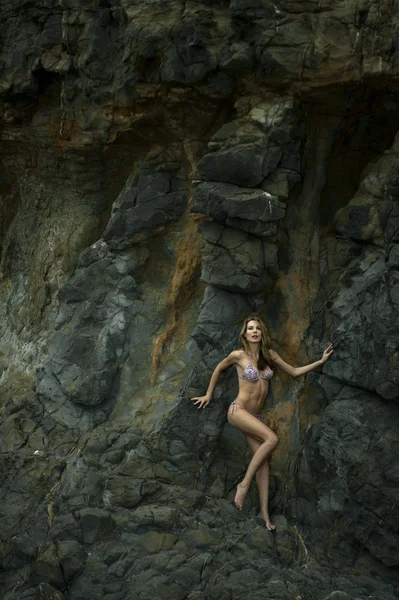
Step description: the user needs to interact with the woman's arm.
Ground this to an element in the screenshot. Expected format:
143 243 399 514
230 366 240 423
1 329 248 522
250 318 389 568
192 350 242 409
270 345 333 378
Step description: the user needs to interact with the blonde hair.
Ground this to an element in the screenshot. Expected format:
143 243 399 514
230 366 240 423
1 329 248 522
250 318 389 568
239 313 273 371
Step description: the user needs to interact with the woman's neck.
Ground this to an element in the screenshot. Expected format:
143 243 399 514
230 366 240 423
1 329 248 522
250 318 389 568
247 343 260 362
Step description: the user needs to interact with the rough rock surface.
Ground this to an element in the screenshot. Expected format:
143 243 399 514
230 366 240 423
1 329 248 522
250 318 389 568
1 1 399 599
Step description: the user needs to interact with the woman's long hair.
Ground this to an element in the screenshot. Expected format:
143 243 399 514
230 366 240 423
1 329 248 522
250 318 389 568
239 313 274 371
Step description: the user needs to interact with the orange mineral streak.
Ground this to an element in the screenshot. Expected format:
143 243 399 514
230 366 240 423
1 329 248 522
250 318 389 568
267 211 321 463
275 277 313 357
265 400 295 462
276 208 320 351
151 211 202 383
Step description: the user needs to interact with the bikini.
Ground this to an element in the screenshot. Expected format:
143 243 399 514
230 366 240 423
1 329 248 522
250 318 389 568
230 361 274 420
241 362 274 382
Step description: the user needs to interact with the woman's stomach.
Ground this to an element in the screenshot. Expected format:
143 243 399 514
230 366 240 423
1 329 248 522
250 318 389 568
235 381 270 413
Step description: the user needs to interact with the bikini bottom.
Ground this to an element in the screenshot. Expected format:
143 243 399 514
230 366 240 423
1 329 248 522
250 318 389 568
230 401 263 421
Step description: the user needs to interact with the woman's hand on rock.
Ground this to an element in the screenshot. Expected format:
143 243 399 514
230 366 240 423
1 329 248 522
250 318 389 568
192 395 211 409
321 344 334 363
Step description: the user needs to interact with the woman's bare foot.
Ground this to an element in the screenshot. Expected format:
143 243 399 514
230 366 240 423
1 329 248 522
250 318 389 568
265 518 276 532
260 511 276 531
234 482 249 510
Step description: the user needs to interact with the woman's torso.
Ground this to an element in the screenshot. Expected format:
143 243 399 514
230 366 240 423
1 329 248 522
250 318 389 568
234 350 274 413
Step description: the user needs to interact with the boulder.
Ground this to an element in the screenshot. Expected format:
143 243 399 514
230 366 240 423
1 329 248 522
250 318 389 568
104 164 187 248
191 182 285 230
199 222 276 294
78 508 114 544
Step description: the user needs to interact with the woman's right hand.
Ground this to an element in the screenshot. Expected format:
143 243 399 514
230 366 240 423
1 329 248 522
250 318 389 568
192 395 211 409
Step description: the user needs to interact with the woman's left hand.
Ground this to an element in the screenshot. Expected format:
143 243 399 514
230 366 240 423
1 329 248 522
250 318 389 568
321 344 334 363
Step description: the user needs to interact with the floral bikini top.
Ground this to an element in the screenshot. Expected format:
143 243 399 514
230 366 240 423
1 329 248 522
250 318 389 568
241 360 274 382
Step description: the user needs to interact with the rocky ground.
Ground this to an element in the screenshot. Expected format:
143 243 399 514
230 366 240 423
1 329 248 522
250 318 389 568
0 1 399 599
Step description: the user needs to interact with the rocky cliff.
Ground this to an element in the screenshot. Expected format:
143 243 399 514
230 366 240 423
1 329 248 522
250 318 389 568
1 1 399 599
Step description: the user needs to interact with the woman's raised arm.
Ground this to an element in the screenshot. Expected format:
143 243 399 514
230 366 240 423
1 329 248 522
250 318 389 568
192 350 242 409
270 345 333 378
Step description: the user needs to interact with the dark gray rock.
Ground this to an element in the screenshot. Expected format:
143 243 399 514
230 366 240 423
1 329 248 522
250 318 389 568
307 387 399 567
191 285 262 352
181 524 222 550
103 164 187 248
12 533 40 560
244 525 275 553
197 71 236 98
127 505 176 531
48 514 81 543
261 167 301 200
220 42 256 75
58 466 105 513
41 15 63 49
38 583 66 600
78 508 114 544
191 182 286 231
199 221 275 293
159 13 218 86
197 140 282 188
308 247 399 400
30 542 65 590
57 540 86 585
37 241 141 416
103 476 144 509
225 216 278 239
273 526 303 566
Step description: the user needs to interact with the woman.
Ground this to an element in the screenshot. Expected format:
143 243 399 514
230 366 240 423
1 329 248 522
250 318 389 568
192 314 333 531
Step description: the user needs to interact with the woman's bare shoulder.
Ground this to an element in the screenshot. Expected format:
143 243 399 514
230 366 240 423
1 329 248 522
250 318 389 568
222 349 245 364
230 349 246 363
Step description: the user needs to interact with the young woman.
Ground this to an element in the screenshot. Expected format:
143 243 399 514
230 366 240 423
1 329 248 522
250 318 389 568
192 313 333 531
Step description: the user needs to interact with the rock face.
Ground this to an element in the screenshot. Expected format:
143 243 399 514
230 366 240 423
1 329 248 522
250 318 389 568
0 1 399 599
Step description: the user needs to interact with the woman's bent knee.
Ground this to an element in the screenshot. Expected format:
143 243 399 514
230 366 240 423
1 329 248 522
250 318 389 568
260 434 278 449
269 434 279 449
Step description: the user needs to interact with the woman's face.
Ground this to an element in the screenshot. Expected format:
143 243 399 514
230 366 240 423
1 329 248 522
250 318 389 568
245 320 262 343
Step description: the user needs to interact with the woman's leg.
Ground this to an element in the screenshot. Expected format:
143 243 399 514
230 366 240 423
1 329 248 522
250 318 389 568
228 406 278 511
245 435 275 531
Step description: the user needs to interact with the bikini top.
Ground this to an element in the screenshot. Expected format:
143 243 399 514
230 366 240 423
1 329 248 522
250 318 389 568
241 361 274 382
